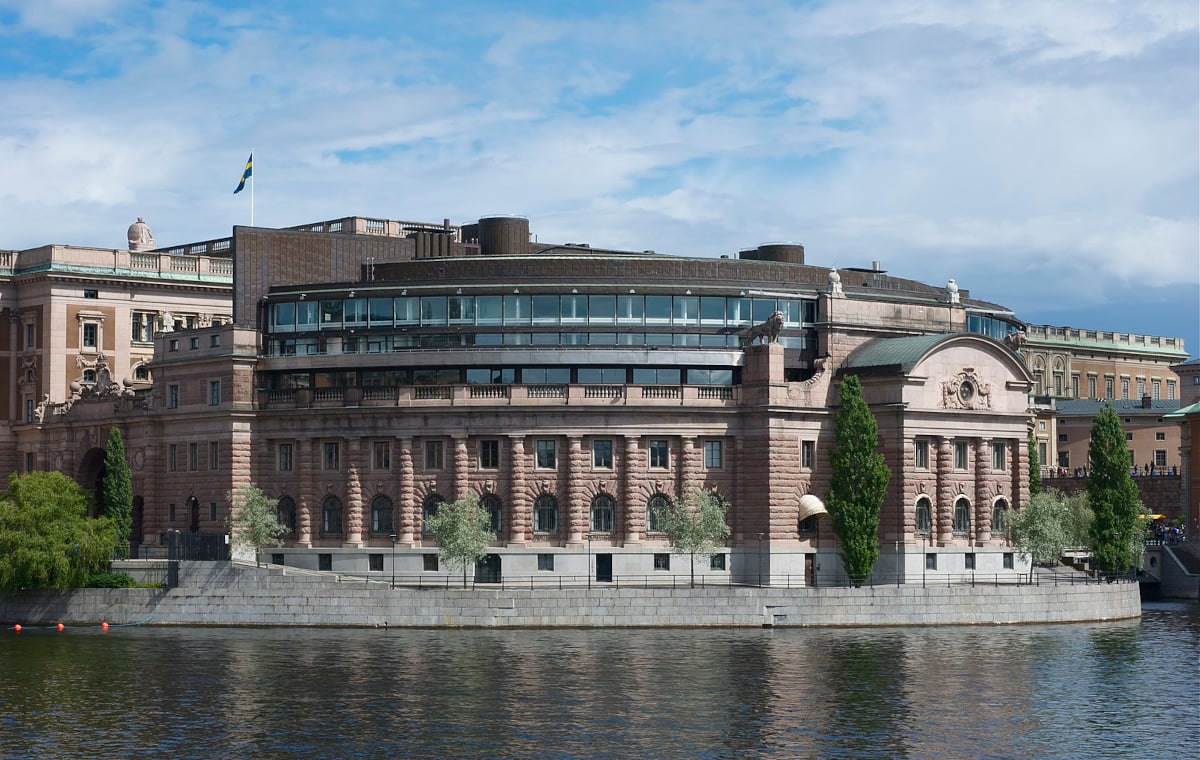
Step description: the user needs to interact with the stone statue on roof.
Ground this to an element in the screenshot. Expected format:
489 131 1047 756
128 217 156 251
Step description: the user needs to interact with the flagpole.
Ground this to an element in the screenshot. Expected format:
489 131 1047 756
250 147 255 227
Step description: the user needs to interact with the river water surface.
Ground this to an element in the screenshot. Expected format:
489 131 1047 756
2 602 1197 759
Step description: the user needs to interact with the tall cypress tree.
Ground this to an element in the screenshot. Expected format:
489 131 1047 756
827 374 890 584
1027 429 1041 497
102 426 133 559
1086 404 1141 575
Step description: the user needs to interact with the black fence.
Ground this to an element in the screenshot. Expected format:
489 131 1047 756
161 531 230 562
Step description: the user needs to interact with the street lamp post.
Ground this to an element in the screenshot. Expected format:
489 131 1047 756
389 534 397 588
587 532 592 590
757 532 764 587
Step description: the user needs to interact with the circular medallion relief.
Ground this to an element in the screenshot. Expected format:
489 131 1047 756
958 380 975 404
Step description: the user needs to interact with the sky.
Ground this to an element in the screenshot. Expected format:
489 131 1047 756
1 0 1197 357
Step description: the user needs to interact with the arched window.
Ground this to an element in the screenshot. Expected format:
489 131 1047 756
953 497 971 534
82 369 97 384
422 493 444 533
276 496 297 538
591 494 615 533
915 497 932 535
321 495 343 537
646 494 671 533
992 498 1010 533
480 494 502 535
534 494 558 534
134 364 150 382
370 495 394 535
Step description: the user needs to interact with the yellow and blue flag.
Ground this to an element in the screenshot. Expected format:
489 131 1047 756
233 153 253 194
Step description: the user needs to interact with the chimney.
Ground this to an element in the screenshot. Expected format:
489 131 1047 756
1141 395 1152 409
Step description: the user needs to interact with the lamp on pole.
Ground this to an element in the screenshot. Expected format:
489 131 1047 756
757 532 765 587
587 531 593 590
389 534 397 588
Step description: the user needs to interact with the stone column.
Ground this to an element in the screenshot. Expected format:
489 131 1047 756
567 436 585 544
936 436 953 545
345 460 363 547
974 437 991 544
508 436 528 544
296 439 315 547
453 436 470 500
397 436 415 545
680 437 698 492
623 435 641 543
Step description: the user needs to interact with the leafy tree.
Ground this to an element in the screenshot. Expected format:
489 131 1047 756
1006 489 1070 574
227 484 286 567
0 471 118 591
102 426 133 558
1027 430 1041 497
826 374 890 585
656 486 732 588
1087 404 1143 575
1062 491 1093 549
425 494 495 587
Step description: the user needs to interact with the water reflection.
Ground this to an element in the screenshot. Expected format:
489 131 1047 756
1 605 1196 759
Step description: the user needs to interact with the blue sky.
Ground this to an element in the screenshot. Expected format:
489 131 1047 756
1 0 1197 357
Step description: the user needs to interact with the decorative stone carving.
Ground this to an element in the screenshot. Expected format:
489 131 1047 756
740 310 784 346
127 217 156 251
1003 330 1028 352
940 370 993 410
946 279 960 304
828 269 843 297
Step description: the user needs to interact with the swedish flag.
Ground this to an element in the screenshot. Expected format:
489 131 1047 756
234 153 253 194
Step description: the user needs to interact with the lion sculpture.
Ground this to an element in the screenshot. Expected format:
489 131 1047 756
740 310 785 346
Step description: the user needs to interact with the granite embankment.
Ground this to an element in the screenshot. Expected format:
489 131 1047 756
0 561 1141 628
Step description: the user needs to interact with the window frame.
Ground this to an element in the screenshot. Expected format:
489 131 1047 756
534 494 559 534
535 439 557 470
648 439 669 469
277 443 293 472
915 439 929 470
592 439 613 469
479 439 500 470
703 440 723 469
424 439 445 470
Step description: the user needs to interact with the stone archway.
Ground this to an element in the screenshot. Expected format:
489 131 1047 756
77 447 107 518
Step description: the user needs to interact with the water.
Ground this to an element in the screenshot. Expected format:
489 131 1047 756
2 603 1197 759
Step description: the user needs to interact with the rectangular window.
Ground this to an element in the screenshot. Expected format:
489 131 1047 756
1167 381 1176 400
1155 432 1166 441
965 553 976 570
710 554 726 571
703 440 723 469
424 440 444 470
278 443 293 472
169 503 176 521
169 444 178 472
480 439 500 469
24 323 34 348
1058 433 1068 443
1088 376 1097 398
1071 375 1079 398
653 553 670 571
1136 379 1145 397
168 384 179 409
1152 379 1160 399
1121 378 1129 399
954 441 968 470
1154 450 1167 467
208 380 221 406
1003 553 1014 570
537 553 555 571
82 323 98 348
271 553 284 566
536 440 556 469
210 441 219 470
369 554 383 572
992 442 1006 471
24 398 33 424
323 442 340 471
1125 432 1133 441
189 337 200 350
926 553 937 571
319 554 332 572
372 441 391 470
423 554 439 572
801 440 815 470
593 439 613 469
915 440 929 469
209 502 217 521
648 439 669 469
169 339 179 352
24 452 34 472
188 442 198 471
211 334 221 348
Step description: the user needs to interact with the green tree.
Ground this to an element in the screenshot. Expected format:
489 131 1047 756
1027 430 1041 497
826 374 890 585
0 471 118 591
656 486 732 588
227 484 286 567
1006 489 1070 575
1087 404 1143 575
102 426 134 558
1062 491 1093 549
425 494 495 587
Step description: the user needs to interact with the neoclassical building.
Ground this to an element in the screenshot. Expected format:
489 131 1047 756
16 214 1040 585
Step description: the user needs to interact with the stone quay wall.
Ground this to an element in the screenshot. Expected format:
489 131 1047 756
0 562 1141 628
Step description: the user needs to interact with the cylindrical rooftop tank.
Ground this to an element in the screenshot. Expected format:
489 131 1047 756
478 216 530 256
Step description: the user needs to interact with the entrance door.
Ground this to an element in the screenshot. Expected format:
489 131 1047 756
188 497 200 533
805 554 815 586
474 554 502 584
596 553 613 583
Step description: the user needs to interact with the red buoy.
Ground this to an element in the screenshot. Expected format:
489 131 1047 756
100 622 109 631
57 623 65 632
12 624 20 632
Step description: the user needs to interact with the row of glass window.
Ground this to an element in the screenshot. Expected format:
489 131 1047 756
914 496 1010 535
277 492 686 538
267 366 736 390
914 439 1010 471
276 438 726 474
270 294 817 332
269 331 808 355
